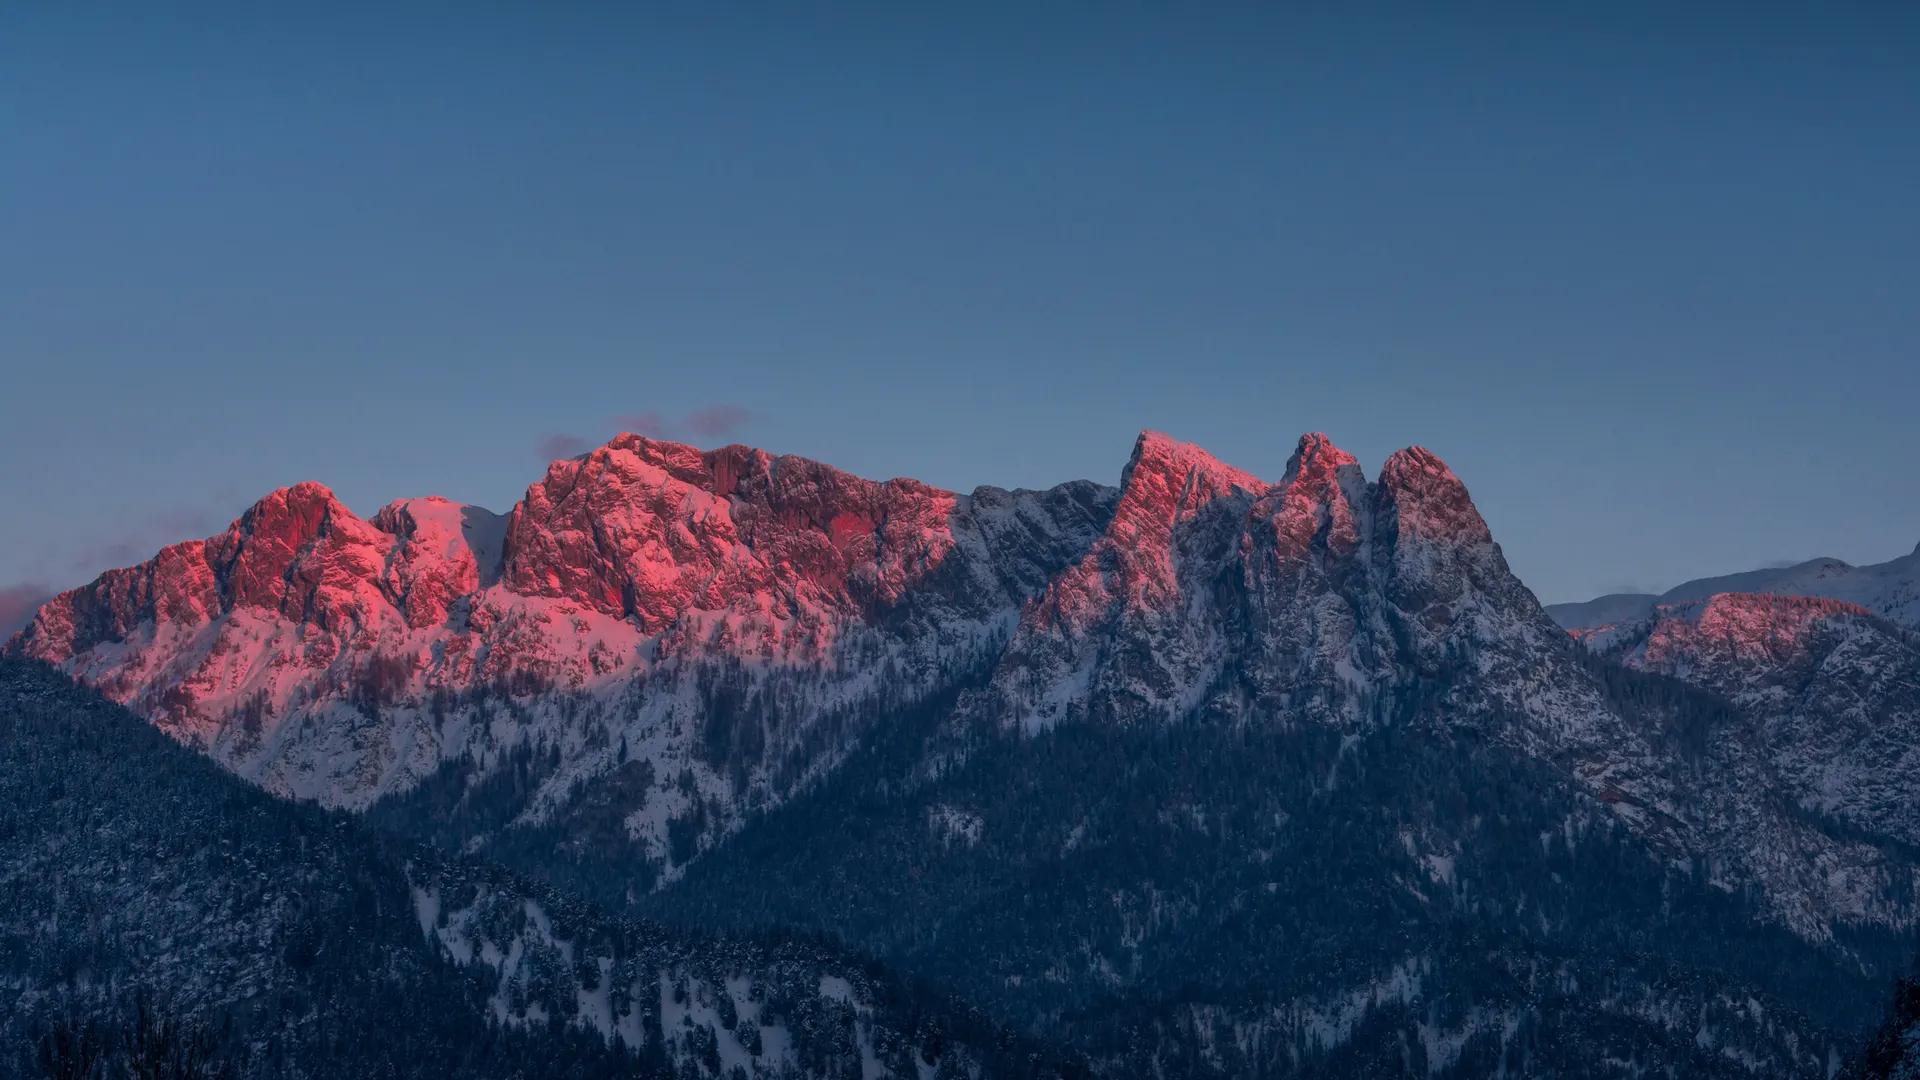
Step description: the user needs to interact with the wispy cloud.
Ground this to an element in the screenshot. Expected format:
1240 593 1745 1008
65 507 230 577
534 433 594 461
0 583 55 635
607 411 669 437
536 405 758 460
683 404 753 439
11 502 239 602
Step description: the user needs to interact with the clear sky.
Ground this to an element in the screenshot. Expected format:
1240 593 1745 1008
2 2 1916 628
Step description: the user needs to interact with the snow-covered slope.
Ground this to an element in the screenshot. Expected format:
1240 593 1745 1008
0 657 1071 1079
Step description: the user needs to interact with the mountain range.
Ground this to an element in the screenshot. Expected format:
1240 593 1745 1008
8 429 1918 1077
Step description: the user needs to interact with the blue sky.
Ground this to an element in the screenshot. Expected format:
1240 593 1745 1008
2 2 1916 623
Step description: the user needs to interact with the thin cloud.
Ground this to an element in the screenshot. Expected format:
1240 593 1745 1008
62 506 232 578
0 583 55 636
534 433 594 461
538 405 756 460
607 411 670 437
683 404 753 440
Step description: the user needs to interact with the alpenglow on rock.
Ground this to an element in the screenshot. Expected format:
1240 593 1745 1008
11 427 1920 1077
9 431 1117 864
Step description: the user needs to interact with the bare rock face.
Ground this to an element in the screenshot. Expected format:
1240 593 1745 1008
500 435 962 633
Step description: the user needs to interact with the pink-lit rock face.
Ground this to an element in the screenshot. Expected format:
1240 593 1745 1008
1255 432 1363 566
1549 544 1920 637
16 436 978 716
1231 434 1375 719
1027 430 1263 635
1639 593 1876 673
23 485 503 653
14 482 517 743
1576 591 1889 681
211 482 388 627
21 482 394 661
501 435 959 631
1375 446 1490 547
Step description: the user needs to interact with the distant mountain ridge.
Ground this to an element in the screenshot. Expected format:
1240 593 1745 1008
10 428 1920 1076
1549 544 1920 635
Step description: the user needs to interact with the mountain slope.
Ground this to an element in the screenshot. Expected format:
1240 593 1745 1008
0 656 1077 1079
1572 593 1920 847
656 684 1873 1077
1852 966 1920 1079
